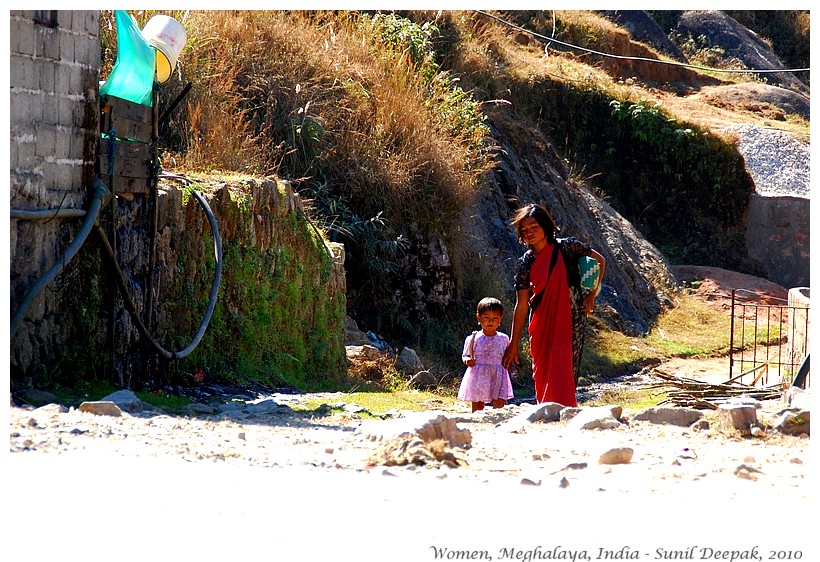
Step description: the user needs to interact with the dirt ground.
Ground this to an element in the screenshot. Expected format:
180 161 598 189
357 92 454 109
7 265 810 562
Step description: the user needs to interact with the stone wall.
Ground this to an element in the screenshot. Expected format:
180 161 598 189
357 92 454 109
144 177 349 389
99 175 349 389
12 169 348 390
9 10 101 381
745 194 810 289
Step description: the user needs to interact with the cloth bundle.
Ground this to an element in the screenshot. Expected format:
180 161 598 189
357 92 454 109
578 256 601 296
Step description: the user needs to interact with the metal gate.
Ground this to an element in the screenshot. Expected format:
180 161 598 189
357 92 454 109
728 288 810 388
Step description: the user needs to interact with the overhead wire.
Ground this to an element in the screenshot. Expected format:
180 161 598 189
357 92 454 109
474 10 810 75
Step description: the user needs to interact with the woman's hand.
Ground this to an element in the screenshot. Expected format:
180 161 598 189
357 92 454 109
505 288 529 371
583 249 605 315
502 345 519 371
581 293 596 313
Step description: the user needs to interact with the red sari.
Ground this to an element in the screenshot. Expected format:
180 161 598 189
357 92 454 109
528 243 577 407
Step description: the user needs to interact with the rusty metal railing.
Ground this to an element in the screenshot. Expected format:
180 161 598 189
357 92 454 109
728 289 810 388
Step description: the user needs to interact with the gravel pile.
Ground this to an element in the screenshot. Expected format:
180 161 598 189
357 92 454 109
725 123 810 198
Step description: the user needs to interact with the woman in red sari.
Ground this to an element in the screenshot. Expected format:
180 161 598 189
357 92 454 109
502 204 606 406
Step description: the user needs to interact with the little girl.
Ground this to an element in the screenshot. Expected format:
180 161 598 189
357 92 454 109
458 297 515 412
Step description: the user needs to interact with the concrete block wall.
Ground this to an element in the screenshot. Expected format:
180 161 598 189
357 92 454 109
787 287 810 386
9 11 101 382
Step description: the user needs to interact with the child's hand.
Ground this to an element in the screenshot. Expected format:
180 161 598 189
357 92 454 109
502 346 519 371
464 358 476 367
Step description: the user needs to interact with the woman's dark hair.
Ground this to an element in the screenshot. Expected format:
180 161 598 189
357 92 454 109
511 204 559 244
477 297 504 316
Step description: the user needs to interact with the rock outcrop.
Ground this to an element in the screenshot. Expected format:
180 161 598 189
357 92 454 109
675 11 809 97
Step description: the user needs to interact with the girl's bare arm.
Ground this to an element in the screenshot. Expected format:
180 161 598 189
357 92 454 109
502 288 529 370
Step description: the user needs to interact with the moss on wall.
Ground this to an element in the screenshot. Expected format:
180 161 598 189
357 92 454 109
155 177 347 390
15 176 347 394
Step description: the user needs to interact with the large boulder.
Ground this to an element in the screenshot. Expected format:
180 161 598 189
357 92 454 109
474 120 679 337
675 11 809 97
343 316 370 346
100 389 144 414
698 83 810 122
396 347 424 375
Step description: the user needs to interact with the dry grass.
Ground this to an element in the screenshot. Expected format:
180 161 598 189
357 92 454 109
104 8 802 214
118 11 493 225
347 355 398 383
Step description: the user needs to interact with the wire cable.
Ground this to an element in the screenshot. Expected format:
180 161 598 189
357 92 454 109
474 10 810 75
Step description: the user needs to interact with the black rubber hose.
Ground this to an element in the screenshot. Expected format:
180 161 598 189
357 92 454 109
95 187 222 360
176 189 223 359
792 354 810 388
159 81 192 127
11 177 110 336
10 208 87 220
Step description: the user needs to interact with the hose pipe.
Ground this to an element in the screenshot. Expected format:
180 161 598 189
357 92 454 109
174 189 223 359
10 177 110 336
95 185 222 360
10 208 88 220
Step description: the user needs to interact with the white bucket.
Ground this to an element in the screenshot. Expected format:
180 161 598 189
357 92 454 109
141 15 187 83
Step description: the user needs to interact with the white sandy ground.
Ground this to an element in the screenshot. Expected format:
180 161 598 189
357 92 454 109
6 452 813 562
6 394 814 562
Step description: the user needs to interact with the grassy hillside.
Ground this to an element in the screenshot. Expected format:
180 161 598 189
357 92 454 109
123 11 492 310
100 10 808 388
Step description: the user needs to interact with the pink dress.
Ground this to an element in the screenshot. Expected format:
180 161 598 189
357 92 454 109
457 331 514 402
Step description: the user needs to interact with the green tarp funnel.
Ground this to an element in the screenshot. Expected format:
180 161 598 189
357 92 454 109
99 10 156 106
